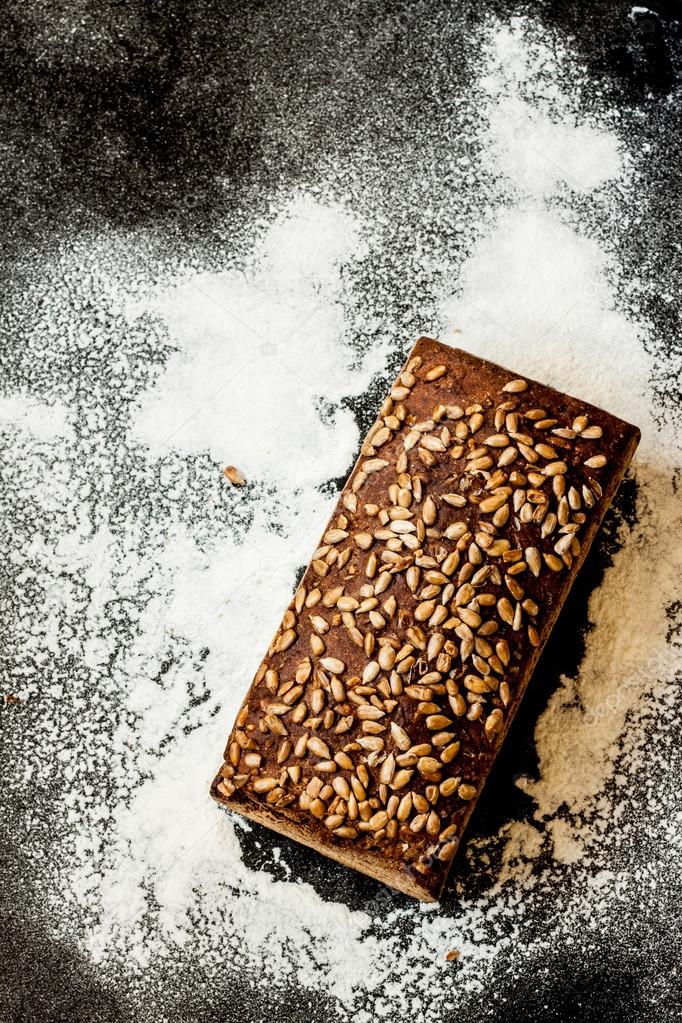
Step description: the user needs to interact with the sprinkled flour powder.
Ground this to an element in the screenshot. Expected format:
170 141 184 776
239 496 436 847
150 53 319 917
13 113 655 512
2 12 681 1021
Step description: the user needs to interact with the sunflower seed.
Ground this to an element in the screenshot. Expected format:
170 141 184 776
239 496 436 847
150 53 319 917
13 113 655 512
253 777 278 794
397 792 413 820
497 597 514 625
307 736 331 759
425 714 453 730
320 657 345 675
391 768 414 790
439 777 460 797
442 493 467 508
502 378 528 393
224 465 246 486
479 493 508 513
324 528 348 544
484 708 504 739
417 756 442 775
275 628 297 652
379 753 396 785
544 460 568 476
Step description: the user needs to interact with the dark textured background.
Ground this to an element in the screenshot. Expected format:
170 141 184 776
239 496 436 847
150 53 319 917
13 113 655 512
1 1 682 1020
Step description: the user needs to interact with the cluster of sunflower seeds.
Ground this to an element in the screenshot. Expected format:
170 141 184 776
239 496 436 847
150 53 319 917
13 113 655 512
215 351 609 874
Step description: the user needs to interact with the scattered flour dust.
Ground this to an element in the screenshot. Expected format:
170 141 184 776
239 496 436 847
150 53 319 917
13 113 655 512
3 13 679 1020
0 392 73 443
131 197 388 485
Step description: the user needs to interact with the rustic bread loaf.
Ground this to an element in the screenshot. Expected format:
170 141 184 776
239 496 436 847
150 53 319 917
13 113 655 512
211 337 640 901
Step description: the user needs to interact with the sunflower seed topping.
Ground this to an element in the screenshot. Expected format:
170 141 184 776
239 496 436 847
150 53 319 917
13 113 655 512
214 340 638 896
502 378 528 393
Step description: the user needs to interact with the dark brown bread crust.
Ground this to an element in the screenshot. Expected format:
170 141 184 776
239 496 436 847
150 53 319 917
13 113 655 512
211 338 640 901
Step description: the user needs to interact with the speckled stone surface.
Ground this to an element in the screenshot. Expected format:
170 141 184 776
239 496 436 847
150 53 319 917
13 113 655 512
1 2 681 1021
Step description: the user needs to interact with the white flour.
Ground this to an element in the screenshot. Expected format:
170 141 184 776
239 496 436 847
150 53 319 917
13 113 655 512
131 198 388 485
2 13 681 1020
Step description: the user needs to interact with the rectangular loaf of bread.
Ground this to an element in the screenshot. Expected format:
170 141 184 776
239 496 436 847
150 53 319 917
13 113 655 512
211 337 640 901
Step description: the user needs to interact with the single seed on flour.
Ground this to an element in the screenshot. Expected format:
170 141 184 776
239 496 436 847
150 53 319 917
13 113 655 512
390 519 416 534
224 465 246 485
493 503 510 527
